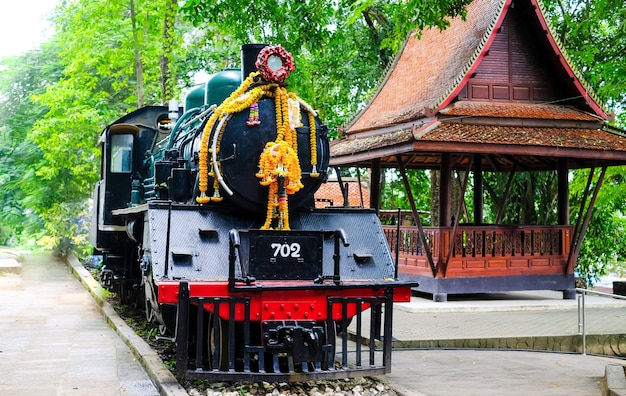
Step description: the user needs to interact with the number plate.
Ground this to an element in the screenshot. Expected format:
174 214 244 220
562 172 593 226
249 231 323 280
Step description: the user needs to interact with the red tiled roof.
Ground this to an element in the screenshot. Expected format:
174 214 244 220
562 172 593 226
345 0 508 134
331 129 414 158
343 0 608 135
421 123 626 152
315 181 370 208
330 123 626 162
439 102 601 122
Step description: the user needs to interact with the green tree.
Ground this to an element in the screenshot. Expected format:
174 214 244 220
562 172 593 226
483 171 559 226
15 0 189 254
380 169 431 224
570 166 626 284
0 43 63 246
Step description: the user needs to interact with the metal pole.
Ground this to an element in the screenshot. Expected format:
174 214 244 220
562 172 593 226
582 291 586 355
577 293 582 335
574 287 626 355
395 207 400 279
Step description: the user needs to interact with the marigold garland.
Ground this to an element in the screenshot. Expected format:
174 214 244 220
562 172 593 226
296 98 319 178
196 72 262 204
195 46 320 231
256 86 305 230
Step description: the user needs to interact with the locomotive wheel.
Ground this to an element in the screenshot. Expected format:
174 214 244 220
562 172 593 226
144 295 155 323
206 314 229 371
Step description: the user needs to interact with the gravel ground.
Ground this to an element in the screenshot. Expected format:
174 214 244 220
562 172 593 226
185 377 397 396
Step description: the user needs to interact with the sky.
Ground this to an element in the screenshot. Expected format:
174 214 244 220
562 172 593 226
1 0 59 58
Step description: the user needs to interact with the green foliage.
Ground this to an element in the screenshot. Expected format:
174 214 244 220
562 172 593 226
483 171 559 225
570 167 626 284
347 0 471 51
380 168 431 222
0 0 192 255
178 0 472 134
0 44 63 246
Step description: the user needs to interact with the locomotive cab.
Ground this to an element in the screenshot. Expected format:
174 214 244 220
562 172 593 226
90 107 171 293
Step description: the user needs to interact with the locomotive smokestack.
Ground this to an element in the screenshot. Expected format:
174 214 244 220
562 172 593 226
241 43 268 79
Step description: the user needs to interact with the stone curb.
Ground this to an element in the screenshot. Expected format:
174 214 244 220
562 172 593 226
389 334 626 356
65 255 188 396
605 364 626 396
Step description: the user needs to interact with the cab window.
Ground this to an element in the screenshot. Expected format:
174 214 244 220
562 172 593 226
111 134 133 173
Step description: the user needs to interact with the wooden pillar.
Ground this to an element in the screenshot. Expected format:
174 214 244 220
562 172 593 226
558 158 569 225
440 153 451 226
370 159 381 214
473 154 483 225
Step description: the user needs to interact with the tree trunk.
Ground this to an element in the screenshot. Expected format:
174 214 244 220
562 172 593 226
129 0 145 108
160 0 177 104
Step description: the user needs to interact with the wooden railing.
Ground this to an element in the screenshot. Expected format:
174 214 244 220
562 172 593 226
382 225 573 278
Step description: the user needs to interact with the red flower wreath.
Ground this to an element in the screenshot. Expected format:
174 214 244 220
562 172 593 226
255 45 295 83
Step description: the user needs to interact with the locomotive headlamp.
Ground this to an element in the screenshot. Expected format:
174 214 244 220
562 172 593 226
255 45 295 83
268 55 283 71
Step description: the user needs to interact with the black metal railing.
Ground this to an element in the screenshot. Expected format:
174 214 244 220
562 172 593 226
175 281 396 381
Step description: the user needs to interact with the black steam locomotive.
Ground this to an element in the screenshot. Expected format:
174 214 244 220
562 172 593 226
90 44 413 381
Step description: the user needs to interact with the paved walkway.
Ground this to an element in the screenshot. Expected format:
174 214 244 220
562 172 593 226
383 291 626 396
2 249 626 396
387 349 623 396
392 289 626 342
0 250 161 396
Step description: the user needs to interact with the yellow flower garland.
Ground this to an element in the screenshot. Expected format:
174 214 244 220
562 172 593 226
307 110 319 178
255 87 307 230
196 72 263 204
195 70 319 231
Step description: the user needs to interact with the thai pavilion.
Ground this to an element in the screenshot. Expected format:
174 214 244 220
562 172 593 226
329 0 626 301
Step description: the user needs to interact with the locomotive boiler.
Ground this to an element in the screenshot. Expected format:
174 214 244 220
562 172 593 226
90 44 414 381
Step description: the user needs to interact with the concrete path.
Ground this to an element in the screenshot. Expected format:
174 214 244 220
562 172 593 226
0 251 159 396
381 290 626 395
386 348 620 396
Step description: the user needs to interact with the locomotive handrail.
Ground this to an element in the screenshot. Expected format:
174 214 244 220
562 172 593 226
228 229 255 289
211 113 234 196
333 229 350 285
227 228 241 286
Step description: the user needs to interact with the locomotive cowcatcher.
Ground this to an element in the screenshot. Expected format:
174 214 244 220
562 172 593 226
90 44 415 381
